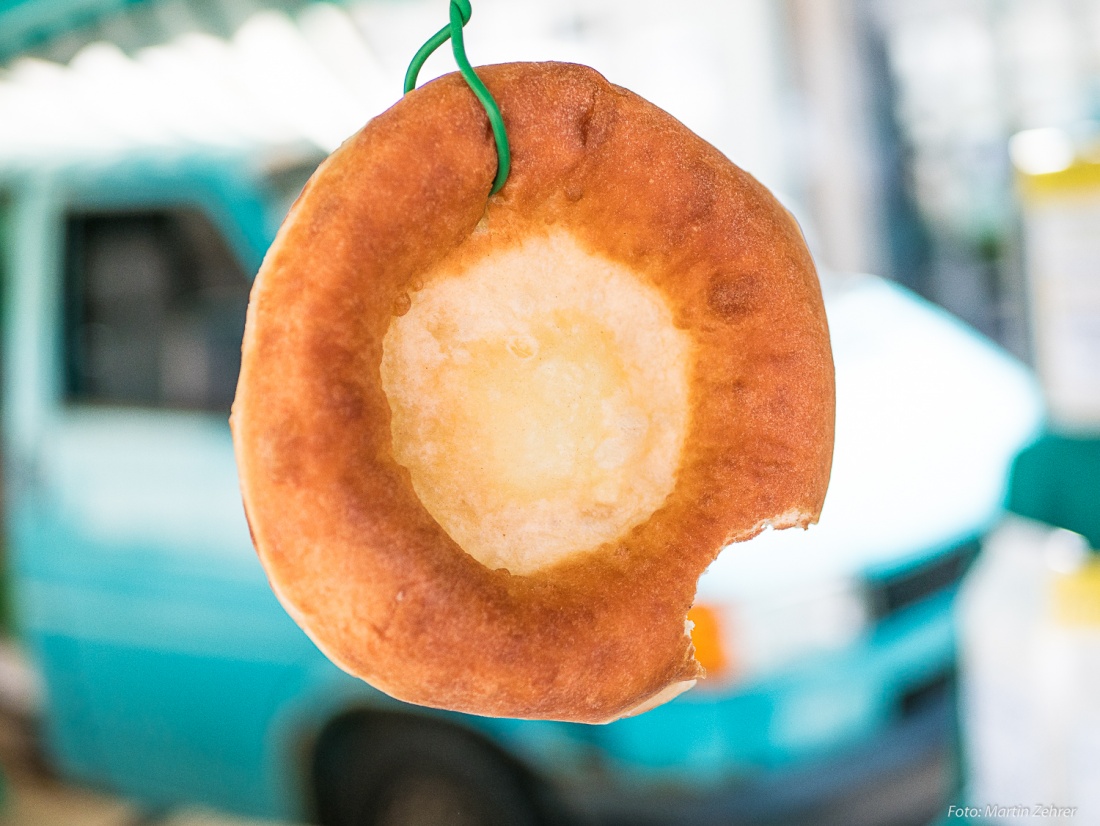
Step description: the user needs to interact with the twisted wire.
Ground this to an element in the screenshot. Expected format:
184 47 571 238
404 0 511 195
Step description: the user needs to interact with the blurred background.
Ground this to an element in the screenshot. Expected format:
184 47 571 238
0 0 1097 824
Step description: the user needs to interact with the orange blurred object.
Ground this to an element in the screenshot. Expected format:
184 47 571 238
687 604 732 680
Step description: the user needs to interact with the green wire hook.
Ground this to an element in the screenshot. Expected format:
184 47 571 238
404 0 511 195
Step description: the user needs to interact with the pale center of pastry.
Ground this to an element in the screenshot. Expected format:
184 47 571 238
381 231 691 575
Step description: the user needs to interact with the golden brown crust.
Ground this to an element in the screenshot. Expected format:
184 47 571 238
232 62 834 723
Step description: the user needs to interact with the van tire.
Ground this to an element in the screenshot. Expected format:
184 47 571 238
313 715 543 826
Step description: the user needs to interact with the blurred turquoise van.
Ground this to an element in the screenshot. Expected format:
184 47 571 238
0 147 1043 826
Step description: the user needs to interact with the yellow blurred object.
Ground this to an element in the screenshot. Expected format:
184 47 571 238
688 604 732 680
1017 162 1100 199
1052 559 1100 627
1012 127 1100 430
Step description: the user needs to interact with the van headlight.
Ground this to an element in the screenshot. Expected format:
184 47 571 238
690 579 869 687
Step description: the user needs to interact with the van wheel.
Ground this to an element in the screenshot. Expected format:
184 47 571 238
314 716 544 826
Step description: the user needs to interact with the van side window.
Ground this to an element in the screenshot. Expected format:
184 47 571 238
63 209 250 412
